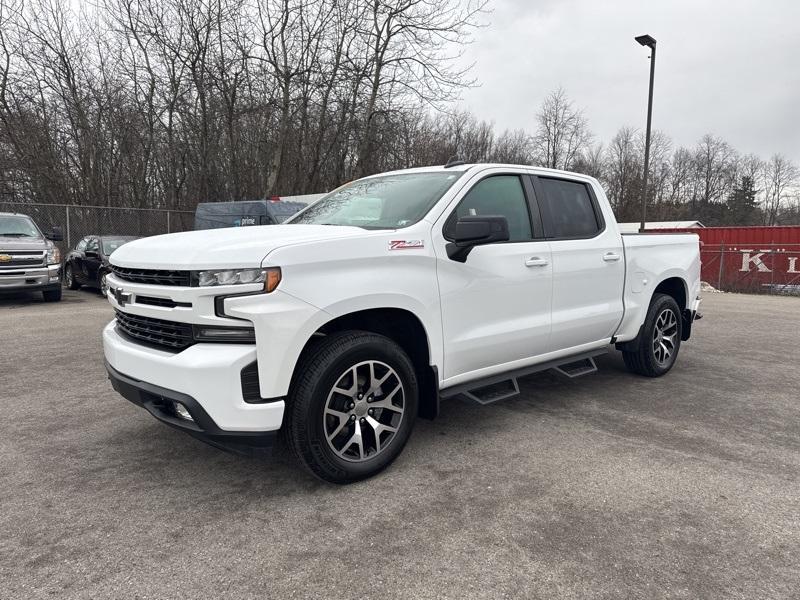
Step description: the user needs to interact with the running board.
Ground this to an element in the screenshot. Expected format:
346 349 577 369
460 378 520 405
441 349 606 405
553 357 597 378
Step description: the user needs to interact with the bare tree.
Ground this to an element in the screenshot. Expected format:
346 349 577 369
762 154 799 225
604 126 640 217
693 134 737 206
1 0 799 228
353 0 486 177
532 87 592 171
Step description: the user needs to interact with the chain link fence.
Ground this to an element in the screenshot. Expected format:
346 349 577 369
700 243 800 295
0 201 195 254
3 201 798 295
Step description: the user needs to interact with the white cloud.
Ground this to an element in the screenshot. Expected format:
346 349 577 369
456 0 800 161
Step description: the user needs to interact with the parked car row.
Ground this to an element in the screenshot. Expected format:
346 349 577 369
0 212 139 304
64 235 138 296
3 197 311 304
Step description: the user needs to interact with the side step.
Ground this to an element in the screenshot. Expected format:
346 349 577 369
461 378 520 405
553 357 597 378
441 350 606 405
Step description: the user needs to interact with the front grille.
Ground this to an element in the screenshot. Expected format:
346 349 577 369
0 252 45 268
111 265 191 287
136 295 192 309
115 310 194 351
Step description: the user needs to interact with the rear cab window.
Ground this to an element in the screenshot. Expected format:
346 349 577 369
535 177 603 239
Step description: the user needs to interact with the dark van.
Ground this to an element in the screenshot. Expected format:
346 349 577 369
194 197 320 231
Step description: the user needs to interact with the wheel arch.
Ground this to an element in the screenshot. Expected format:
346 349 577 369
652 276 687 311
651 276 695 341
293 307 440 420
617 276 690 353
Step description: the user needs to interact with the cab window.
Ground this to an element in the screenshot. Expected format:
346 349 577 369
537 177 602 238
445 175 533 242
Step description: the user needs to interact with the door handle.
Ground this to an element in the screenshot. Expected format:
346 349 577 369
525 257 549 267
603 252 621 262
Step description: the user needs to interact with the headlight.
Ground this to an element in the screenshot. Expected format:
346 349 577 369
193 325 256 343
196 267 281 292
46 246 61 265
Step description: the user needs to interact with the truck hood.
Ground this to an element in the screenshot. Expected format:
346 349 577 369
0 236 49 251
109 224 374 269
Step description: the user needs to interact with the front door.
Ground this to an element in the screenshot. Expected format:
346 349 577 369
83 237 102 285
434 172 553 383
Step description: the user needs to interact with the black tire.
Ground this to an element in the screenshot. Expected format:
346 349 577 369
622 293 682 377
284 331 418 484
99 270 109 296
64 264 80 289
42 287 62 302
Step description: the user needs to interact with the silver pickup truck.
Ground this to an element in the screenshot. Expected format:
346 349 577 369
0 212 64 302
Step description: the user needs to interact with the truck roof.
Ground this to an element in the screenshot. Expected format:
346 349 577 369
372 163 599 183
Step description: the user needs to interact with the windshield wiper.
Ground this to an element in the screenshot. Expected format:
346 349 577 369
0 232 35 237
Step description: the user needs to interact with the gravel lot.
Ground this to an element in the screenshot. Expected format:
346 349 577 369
1 289 798 599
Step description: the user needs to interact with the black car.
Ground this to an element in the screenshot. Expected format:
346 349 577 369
64 235 138 295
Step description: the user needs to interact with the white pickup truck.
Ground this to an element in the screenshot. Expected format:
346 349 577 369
103 163 701 483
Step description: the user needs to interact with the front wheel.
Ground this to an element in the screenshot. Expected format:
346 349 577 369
64 264 80 290
99 271 109 297
284 331 418 484
622 293 682 377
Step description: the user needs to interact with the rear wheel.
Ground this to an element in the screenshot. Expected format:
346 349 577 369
284 331 418 484
622 293 682 377
64 264 80 289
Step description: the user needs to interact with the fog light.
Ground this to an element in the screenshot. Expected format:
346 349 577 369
173 402 194 421
193 325 256 343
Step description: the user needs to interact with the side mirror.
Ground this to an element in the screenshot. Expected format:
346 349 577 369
45 226 64 242
446 215 510 262
85 250 100 259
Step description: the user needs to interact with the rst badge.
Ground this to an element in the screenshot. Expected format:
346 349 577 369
389 240 424 251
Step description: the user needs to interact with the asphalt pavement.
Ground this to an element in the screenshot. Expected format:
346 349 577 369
1 289 798 599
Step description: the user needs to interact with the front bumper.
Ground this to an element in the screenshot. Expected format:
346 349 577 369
0 264 61 292
106 362 277 453
103 321 285 432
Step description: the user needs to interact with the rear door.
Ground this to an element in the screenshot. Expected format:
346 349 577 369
531 175 625 352
434 171 553 382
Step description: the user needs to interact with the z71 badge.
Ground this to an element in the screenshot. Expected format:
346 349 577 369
389 240 424 250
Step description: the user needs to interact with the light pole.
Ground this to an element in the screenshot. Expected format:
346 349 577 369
635 34 656 232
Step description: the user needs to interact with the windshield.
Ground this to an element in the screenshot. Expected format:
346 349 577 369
0 215 41 238
102 238 134 254
288 172 463 229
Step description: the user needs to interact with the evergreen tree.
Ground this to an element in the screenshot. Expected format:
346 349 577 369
726 176 760 225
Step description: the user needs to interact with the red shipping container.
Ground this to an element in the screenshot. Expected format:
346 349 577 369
645 226 800 294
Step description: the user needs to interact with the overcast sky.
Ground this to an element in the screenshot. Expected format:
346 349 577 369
455 0 800 163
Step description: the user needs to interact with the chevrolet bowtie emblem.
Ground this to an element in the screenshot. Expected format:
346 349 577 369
113 287 131 307
0 254 11 262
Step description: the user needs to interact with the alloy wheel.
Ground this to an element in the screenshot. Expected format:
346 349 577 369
65 265 73 287
652 308 678 365
100 273 108 296
323 360 405 462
